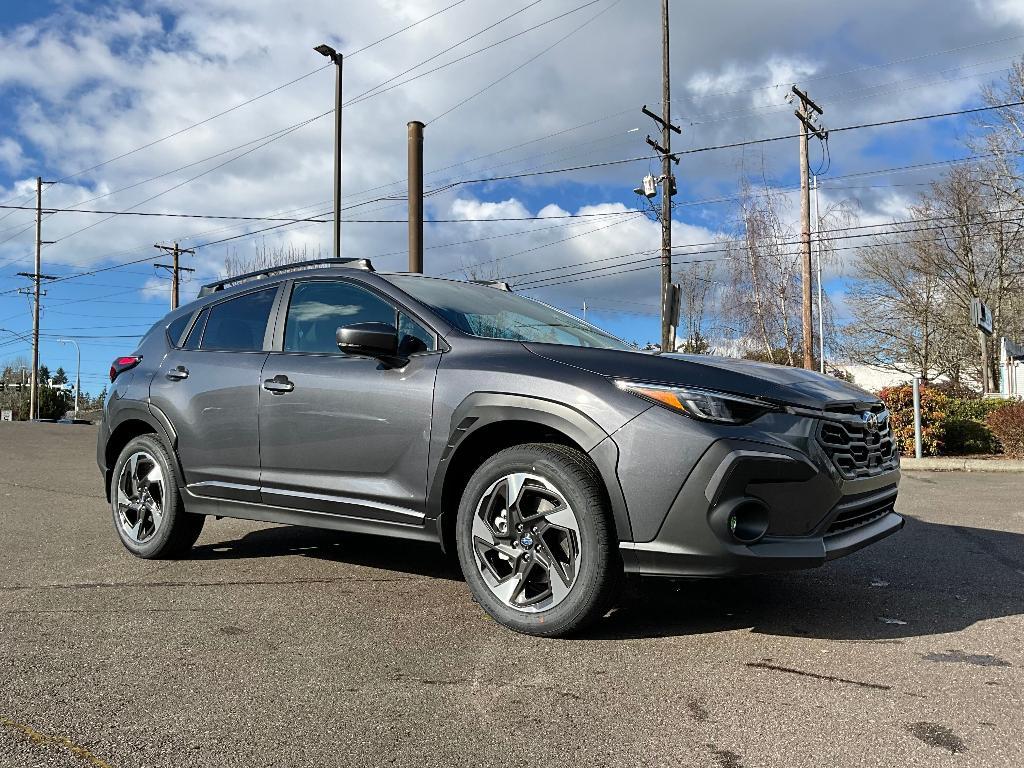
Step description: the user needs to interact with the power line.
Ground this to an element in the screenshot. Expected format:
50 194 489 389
346 0 475 57
21 0 476 192
514 211 1024 290
428 0 623 124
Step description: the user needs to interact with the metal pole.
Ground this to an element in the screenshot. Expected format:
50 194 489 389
813 175 825 373
59 338 80 421
659 0 672 352
408 121 424 273
172 242 180 310
333 54 344 259
913 375 923 459
30 176 41 421
798 102 814 369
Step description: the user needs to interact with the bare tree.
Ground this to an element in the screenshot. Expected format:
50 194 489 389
844 237 968 382
675 259 716 353
223 242 324 278
721 177 803 364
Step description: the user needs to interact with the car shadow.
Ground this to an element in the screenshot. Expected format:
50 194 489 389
585 516 1024 641
190 525 463 581
190 516 1024 640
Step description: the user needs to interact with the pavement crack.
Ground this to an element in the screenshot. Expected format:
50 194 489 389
1 718 116 768
950 527 1024 575
0 575 422 592
921 649 1011 667
0 480 104 500
745 661 891 691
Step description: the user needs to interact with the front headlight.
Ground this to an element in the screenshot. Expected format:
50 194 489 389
614 380 776 424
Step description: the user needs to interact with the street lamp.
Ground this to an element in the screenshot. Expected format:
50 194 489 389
315 42 344 259
58 338 80 421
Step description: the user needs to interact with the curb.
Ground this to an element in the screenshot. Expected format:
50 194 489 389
901 457 1024 473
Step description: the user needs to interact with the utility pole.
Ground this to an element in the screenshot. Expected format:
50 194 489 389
408 121 424 273
18 177 56 421
154 243 196 310
642 0 681 352
315 43 344 259
813 175 825 374
792 86 825 370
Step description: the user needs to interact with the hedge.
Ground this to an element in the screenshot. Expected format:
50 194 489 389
876 385 1020 457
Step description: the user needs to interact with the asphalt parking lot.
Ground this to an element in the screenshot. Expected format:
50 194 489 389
1 422 1021 768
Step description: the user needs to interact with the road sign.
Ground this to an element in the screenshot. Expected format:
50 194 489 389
971 298 993 336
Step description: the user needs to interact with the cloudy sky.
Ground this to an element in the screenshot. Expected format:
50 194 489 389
1 0 1022 391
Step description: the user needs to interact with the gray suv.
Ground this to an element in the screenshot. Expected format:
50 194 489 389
98 258 903 636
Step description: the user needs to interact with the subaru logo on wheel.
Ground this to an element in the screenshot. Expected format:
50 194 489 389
520 535 534 549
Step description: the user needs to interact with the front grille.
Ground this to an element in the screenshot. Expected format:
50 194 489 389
816 407 898 480
825 488 897 536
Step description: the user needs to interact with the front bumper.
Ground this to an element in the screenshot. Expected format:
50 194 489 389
618 431 903 578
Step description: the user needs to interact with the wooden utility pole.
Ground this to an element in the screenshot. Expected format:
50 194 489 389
154 243 196 310
17 177 56 420
408 121 424 273
793 86 825 370
641 0 681 351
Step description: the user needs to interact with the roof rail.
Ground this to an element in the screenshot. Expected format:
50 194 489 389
198 258 374 297
470 279 512 292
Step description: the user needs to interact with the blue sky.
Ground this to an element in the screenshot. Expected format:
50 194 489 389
1 0 1023 394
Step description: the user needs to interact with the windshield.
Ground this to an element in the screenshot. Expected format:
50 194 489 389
388 276 633 350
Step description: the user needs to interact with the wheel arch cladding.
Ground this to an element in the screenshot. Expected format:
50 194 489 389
430 393 632 554
103 407 178 501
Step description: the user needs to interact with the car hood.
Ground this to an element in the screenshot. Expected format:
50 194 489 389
525 345 880 410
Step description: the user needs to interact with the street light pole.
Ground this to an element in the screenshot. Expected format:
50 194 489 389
59 338 80 421
315 43 344 259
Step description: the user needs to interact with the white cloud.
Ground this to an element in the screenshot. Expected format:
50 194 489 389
0 138 24 172
0 0 1020 352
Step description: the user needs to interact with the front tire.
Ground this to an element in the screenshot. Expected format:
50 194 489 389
456 443 621 637
110 434 204 559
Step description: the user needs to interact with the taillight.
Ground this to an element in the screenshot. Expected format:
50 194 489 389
110 355 142 382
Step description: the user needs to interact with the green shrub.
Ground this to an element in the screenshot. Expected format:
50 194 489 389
877 384 948 457
941 397 1004 455
986 402 1024 458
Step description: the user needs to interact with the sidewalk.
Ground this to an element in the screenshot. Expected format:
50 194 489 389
901 456 1024 472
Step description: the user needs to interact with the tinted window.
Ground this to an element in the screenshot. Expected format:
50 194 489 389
285 281 396 354
398 313 435 355
166 313 192 348
184 309 207 350
200 288 277 351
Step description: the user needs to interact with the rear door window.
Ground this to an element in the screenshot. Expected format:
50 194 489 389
200 288 278 352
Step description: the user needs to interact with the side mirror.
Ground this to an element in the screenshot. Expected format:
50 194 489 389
336 322 403 365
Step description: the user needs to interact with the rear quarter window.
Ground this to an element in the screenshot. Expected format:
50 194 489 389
166 313 192 348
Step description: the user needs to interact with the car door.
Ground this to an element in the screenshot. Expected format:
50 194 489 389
258 278 441 524
149 285 280 502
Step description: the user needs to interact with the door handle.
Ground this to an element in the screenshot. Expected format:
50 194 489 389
263 375 294 394
165 365 189 381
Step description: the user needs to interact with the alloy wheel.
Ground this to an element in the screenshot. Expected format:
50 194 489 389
472 472 582 612
116 451 165 544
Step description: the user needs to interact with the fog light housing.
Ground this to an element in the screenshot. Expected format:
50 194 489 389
719 498 770 544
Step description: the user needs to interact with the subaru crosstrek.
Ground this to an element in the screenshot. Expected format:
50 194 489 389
98 258 902 636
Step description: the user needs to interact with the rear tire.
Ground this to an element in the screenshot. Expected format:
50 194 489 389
110 434 204 559
456 443 621 637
